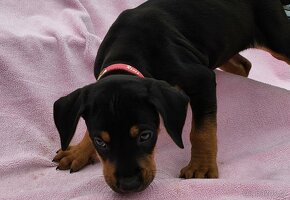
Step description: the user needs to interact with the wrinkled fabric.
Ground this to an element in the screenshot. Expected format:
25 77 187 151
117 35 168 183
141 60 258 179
0 1 290 199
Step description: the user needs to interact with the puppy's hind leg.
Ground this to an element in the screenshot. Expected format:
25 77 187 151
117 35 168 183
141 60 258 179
220 54 252 77
255 0 290 65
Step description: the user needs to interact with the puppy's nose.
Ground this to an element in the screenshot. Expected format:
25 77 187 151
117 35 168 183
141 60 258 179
117 175 142 192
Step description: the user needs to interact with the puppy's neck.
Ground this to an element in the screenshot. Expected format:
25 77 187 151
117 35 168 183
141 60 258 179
97 63 145 80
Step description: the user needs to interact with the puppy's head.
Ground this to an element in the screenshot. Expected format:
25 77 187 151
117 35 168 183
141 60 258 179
53 75 189 193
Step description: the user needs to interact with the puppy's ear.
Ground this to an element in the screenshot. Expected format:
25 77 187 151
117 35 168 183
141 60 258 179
148 80 189 149
53 88 86 150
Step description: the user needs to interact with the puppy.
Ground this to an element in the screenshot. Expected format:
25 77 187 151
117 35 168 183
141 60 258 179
53 0 290 194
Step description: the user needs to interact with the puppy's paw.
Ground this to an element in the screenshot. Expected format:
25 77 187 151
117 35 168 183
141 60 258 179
53 144 98 173
179 160 218 179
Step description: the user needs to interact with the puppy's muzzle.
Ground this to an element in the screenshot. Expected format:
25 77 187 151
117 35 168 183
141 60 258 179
102 152 157 193
117 173 143 193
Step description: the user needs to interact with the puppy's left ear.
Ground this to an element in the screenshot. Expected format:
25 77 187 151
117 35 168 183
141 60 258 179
148 80 189 149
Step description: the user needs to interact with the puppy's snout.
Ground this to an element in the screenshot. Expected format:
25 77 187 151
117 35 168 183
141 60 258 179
117 175 142 193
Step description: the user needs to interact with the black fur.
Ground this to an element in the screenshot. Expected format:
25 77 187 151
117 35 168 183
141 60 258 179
54 0 290 193
54 76 189 150
94 0 290 129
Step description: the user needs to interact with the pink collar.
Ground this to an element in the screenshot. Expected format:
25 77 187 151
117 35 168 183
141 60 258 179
97 64 145 80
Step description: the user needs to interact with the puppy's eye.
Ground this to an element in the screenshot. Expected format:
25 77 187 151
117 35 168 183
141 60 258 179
139 130 153 143
94 137 107 149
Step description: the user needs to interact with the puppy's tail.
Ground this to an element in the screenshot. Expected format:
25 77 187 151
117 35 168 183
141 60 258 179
281 0 290 5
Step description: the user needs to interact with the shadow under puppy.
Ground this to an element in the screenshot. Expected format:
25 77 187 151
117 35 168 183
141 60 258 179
53 0 290 194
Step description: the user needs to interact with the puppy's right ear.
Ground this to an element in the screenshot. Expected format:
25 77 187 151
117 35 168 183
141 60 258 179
53 88 86 151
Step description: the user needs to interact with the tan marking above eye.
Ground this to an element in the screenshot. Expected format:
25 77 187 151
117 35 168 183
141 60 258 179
100 131 111 143
130 125 139 138
174 85 182 91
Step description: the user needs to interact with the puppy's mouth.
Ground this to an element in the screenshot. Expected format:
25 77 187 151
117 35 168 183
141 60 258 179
105 169 155 194
101 153 157 193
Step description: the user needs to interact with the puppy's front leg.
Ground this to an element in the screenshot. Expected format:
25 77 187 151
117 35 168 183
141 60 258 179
180 114 218 178
179 69 218 179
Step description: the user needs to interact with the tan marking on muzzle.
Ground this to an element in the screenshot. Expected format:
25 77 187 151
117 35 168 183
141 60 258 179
138 152 156 186
98 155 117 189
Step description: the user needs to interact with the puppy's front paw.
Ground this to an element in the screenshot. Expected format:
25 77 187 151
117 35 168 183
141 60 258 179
179 159 218 179
53 144 98 173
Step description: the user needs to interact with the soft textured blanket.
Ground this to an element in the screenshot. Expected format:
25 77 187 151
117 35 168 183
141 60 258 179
1 0 290 199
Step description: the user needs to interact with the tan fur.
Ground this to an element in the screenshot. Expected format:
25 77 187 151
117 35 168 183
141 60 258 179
100 158 117 189
130 125 139 138
53 130 98 172
220 54 252 77
138 153 156 187
180 115 218 179
100 131 111 143
261 47 290 65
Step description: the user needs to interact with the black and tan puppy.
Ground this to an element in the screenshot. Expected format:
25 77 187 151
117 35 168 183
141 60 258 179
53 0 290 194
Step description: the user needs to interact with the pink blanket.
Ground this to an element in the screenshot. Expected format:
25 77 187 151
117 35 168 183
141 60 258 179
1 0 290 199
